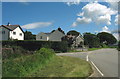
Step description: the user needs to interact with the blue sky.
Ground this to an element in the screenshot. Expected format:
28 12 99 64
2 2 118 39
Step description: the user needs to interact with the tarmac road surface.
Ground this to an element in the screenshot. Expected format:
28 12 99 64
56 48 118 77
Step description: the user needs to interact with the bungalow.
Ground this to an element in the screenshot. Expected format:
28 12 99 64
36 28 65 41
0 23 24 40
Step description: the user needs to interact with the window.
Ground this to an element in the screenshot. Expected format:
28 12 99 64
2 31 5 34
20 33 22 36
13 32 16 35
40 36 42 39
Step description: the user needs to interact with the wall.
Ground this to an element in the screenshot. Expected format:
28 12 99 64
36 32 48 41
49 30 65 41
0 27 10 40
9 27 24 40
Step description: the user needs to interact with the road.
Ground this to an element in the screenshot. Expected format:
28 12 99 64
56 48 118 77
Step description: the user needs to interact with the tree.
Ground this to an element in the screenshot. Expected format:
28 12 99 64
51 27 65 34
61 35 74 47
67 30 80 36
83 33 100 48
97 32 117 45
24 31 36 40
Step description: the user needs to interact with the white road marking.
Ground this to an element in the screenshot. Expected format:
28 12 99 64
86 55 89 61
91 61 104 77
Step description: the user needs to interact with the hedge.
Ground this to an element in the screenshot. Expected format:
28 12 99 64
2 40 68 52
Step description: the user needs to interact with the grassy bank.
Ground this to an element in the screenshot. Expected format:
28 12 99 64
3 48 55 77
29 56 93 77
3 47 93 77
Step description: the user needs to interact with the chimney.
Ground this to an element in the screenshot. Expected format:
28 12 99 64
7 22 10 26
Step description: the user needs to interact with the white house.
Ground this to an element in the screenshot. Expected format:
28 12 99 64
36 28 65 41
0 23 24 40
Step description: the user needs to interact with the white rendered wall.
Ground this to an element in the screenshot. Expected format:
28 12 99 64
9 27 24 40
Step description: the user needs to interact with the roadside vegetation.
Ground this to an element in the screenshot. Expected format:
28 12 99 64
2 31 118 77
3 47 55 77
29 56 93 77
2 46 92 77
88 48 102 51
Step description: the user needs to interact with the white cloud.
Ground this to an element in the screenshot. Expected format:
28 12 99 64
113 33 119 40
66 0 80 6
71 2 117 27
115 14 120 25
96 14 111 25
21 22 52 29
71 17 92 27
101 26 111 33
81 2 117 18
77 12 84 16
104 0 119 10
111 29 120 40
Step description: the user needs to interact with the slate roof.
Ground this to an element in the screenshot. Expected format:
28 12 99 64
44 33 51 36
1 25 20 31
0 25 24 33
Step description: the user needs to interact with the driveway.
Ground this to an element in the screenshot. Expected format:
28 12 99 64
56 48 118 77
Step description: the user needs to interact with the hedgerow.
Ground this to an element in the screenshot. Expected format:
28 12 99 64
2 40 68 52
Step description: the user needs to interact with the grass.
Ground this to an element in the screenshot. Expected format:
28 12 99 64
88 48 102 51
68 50 83 53
3 48 55 77
29 56 93 77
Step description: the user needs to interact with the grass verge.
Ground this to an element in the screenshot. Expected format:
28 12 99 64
29 56 93 77
68 50 82 53
88 48 102 51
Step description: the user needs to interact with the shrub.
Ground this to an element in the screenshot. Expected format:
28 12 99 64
3 48 55 77
2 46 26 60
51 41 68 52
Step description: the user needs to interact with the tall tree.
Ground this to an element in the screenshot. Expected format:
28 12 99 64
67 30 80 36
24 31 36 40
97 32 117 45
83 33 100 48
61 36 74 47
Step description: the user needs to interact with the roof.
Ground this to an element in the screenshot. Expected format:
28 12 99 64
44 33 51 36
1 25 20 31
0 25 24 33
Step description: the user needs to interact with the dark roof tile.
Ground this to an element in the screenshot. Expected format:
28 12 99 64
1 25 20 31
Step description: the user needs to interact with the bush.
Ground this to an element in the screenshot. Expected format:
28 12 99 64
51 41 68 52
2 40 69 52
101 43 108 48
3 48 55 77
2 46 26 60
36 47 55 59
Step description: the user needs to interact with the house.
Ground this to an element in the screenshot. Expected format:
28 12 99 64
63 34 84 48
0 23 24 40
71 34 84 48
36 28 65 41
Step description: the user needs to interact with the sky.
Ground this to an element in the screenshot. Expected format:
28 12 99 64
2 1 119 40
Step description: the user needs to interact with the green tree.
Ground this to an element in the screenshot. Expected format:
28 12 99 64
61 36 74 47
67 30 80 36
24 31 36 40
83 33 100 48
97 32 117 45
